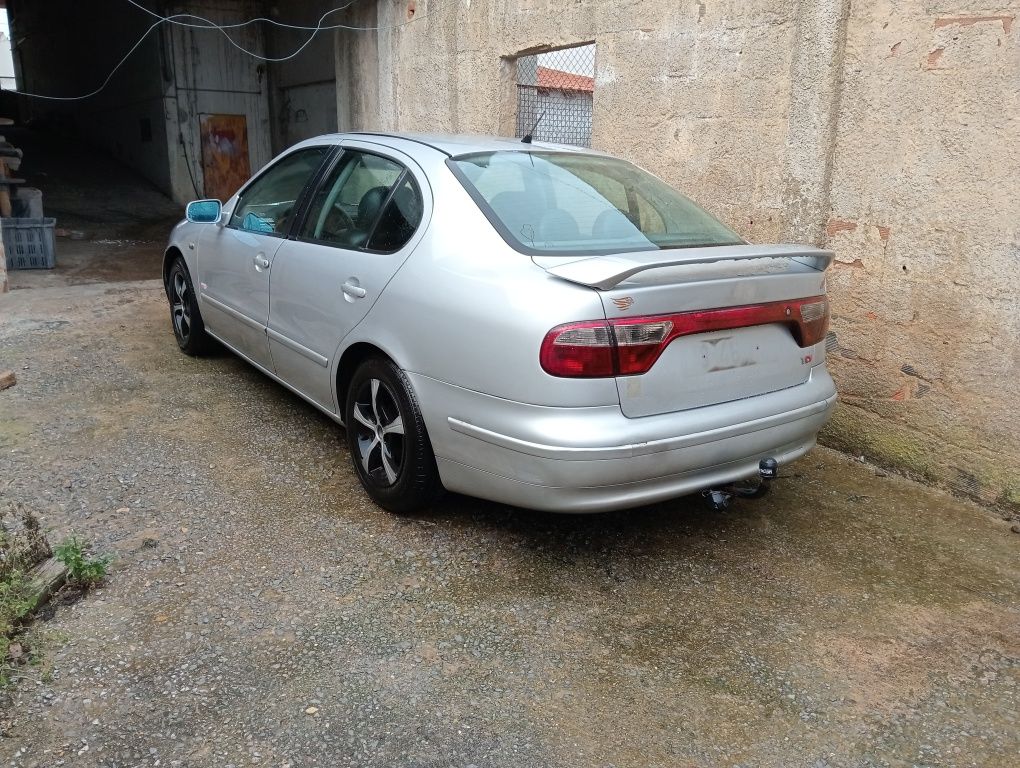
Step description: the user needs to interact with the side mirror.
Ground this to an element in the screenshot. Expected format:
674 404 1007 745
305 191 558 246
186 199 222 224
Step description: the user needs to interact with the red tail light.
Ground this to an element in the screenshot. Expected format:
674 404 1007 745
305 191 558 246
541 295 829 378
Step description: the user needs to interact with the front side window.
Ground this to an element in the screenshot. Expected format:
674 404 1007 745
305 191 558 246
449 151 743 255
300 150 422 252
229 146 330 235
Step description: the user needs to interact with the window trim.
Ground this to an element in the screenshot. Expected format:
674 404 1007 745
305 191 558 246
226 144 337 239
446 151 745 257
293 148 423 256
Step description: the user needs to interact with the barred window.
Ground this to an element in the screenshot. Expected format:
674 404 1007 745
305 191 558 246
515 43 595 147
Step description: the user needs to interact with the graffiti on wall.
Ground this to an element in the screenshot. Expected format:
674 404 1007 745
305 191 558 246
199 114 252 201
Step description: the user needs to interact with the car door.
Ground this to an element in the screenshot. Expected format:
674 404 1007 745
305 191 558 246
198 145 332 371
267 143 431 411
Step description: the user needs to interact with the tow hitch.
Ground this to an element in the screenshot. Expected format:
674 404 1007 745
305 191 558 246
701 458 779 511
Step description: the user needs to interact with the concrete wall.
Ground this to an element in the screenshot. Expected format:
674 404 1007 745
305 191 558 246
334 0 1019 509
264 0 338 153
164 1 274 203
821 3 1020 509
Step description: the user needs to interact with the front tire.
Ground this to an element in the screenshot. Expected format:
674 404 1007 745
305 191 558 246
167 257 211 356
344 357 442 513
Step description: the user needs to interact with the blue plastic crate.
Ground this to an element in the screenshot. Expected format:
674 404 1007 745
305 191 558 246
3 217 57 270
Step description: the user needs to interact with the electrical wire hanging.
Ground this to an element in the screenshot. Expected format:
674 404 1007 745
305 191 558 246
123 0 360 63
125 0 357 31
5 0 442 101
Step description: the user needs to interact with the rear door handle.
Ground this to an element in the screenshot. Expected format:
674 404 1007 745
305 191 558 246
342 281 367 299
253 254 270 271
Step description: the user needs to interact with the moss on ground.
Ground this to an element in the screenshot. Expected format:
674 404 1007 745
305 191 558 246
821 402 1020 515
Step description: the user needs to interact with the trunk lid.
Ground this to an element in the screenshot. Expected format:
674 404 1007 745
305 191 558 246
534 245 832 418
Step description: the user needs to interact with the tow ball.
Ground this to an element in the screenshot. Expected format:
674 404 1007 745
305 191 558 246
702 458 779 512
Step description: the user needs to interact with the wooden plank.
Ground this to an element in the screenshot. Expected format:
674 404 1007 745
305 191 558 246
26 557 69 609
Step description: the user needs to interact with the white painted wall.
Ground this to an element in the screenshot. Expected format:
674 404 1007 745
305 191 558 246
0 12 16 90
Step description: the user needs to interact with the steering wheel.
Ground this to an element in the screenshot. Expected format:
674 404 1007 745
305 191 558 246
321 204 355 240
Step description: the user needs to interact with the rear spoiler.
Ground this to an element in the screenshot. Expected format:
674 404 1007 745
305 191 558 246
533 244 833 290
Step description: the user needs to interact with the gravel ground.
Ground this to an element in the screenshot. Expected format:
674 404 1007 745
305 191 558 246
0 264 1017 767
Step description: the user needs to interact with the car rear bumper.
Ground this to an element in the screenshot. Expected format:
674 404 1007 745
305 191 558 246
408 367 837 513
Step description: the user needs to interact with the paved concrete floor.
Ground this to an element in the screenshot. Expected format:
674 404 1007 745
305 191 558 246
0 258 1017 766
1 124 179 293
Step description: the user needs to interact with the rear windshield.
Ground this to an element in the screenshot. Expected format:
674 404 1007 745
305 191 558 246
448 151 743 255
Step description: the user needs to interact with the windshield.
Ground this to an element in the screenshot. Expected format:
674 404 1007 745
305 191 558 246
449 151 743 255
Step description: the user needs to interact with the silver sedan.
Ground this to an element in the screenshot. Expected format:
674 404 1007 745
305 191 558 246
164 133 836 513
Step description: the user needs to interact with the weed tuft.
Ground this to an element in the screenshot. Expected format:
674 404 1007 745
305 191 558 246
54 535 111 588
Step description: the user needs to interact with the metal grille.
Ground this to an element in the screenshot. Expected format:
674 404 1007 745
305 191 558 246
516 43 595 147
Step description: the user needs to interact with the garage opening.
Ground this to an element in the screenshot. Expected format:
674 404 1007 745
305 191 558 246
515 43 595 148
0 1 354 294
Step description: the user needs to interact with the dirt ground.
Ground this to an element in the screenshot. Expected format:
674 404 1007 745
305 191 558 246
0 135 1018 766
0 251 1016 768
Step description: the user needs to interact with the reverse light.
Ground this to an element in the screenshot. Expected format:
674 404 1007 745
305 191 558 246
538 320 616 377
798 298 830 346
540 295 830 378
613 320 674 374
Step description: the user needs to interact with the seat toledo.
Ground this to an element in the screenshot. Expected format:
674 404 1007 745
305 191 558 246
164 133 836 513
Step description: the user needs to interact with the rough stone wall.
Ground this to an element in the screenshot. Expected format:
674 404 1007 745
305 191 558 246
334 0 1019 509
821 2 1020 509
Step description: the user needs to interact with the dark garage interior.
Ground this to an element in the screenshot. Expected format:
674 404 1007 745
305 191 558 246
0 0 341 284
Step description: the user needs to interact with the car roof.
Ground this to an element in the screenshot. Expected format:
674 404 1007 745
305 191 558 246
316 131 612 158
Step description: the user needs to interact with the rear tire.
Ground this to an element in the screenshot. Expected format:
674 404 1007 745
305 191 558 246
167 257 211 356
344 357 442 513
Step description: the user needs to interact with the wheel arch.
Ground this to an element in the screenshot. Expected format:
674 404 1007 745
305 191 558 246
163 246 184 296
336 342 393 417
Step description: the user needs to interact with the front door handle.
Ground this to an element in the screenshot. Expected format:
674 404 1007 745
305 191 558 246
253 254 270 271
342 281 367 299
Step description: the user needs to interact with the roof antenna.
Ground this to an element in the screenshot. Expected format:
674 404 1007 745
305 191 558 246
522 110 545 144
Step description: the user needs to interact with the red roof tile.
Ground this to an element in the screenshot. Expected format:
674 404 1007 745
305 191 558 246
536 66 594 93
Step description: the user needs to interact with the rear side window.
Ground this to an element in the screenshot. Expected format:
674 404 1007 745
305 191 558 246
449 151 743 255
300 150 422 252
368 178 423 252
229 146 329 236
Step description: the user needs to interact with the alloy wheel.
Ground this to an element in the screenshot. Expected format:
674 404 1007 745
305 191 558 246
351 378 405 486
171 270 192 341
